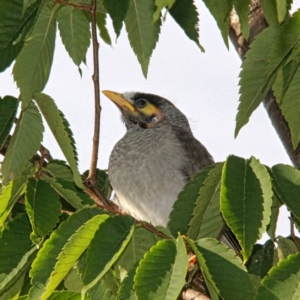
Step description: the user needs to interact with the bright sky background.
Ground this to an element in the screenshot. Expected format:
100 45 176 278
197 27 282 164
1 0 300 240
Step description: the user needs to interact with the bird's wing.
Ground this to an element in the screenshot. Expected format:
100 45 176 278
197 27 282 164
173 126 214 180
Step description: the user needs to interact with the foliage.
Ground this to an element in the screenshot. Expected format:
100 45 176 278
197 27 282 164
0 0 300 299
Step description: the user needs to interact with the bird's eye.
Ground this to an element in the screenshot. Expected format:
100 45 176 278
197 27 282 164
136 99 147 109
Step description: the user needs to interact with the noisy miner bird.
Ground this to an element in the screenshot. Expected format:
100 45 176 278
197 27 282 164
103 90 214 225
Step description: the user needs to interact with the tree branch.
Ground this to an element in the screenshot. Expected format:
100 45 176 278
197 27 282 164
53 0 91 11
87 0 102 184
229 1 300 167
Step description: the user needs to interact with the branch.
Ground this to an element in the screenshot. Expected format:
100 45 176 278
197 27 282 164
53 0 91 10
87 0 102 184
229 1 300 167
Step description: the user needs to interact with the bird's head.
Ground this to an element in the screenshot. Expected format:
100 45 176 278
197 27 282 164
102 90 190 130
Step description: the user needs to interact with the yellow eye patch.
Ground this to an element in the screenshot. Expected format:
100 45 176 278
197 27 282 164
138 103 161 116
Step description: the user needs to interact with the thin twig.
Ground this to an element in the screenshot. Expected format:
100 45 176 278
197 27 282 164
53 0 91 10
87 0 101 185
289 214 300 251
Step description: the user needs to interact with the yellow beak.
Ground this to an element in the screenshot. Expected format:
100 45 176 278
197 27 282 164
102 90 135 112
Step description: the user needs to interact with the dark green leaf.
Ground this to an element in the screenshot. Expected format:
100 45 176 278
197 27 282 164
13 2 57 108
277 236 299 260
34 93 82 188
116 226 159 273
1 101 44 185
57 6 91 66
188 238 256 300
0 96 18 149
103 0 129 38
25 178 61 237
271 164 300 221
201 0 233 48
168 0 204 51
134 236 188 300
168 164 215 236
235 25 279 137
96 12 112 45
28 207 107 299
245 240 275 278
187 163 224 240
255 253 300 300
0 0 40 72
221 156 272 261
124 0 161 77
82 215 135 293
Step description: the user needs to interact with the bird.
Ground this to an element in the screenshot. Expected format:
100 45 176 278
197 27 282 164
102 90 214 226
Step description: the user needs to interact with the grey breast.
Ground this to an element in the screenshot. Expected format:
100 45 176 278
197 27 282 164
108 124 189 226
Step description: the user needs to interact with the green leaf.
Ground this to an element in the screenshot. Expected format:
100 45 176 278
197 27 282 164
220 156 272 262
57 6 91 66
168 0 203 51
235 25 280 137
116 226 159 273
103 0 129 38
116 264 137 300
260 0 280 25
88 270 118 300
0 213 35 294
1 101 44 185
233 0 250 39
0 0 40 72
245 240 275 278
201 0 233 48
42 175 93 209
277 236 299 260
188 238 256 300
187 163 224 240
82 215 135 293
25 178 61 238
48 291 90 300
0 96 18 149
267 190 281 241
64 267 82 292
46 160 73 182
13 2 57 108
96 12 112 45
168 165 215 237
266 10 300 81
34 93 82 188
153 0 175 22
28 207 108 299
255 253 300 300
134 236 188 300
124 0 161 77
0 175 27 226
271 164 300 221
273 61 300 148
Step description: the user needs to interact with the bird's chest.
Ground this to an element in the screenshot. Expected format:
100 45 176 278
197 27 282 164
108 126 187 225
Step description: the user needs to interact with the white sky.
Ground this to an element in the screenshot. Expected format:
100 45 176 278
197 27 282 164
1 0 300 240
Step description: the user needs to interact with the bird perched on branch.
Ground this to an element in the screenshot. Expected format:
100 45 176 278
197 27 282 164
103 90 214 226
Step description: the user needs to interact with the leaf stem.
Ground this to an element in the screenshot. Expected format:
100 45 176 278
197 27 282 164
87 0 101 185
